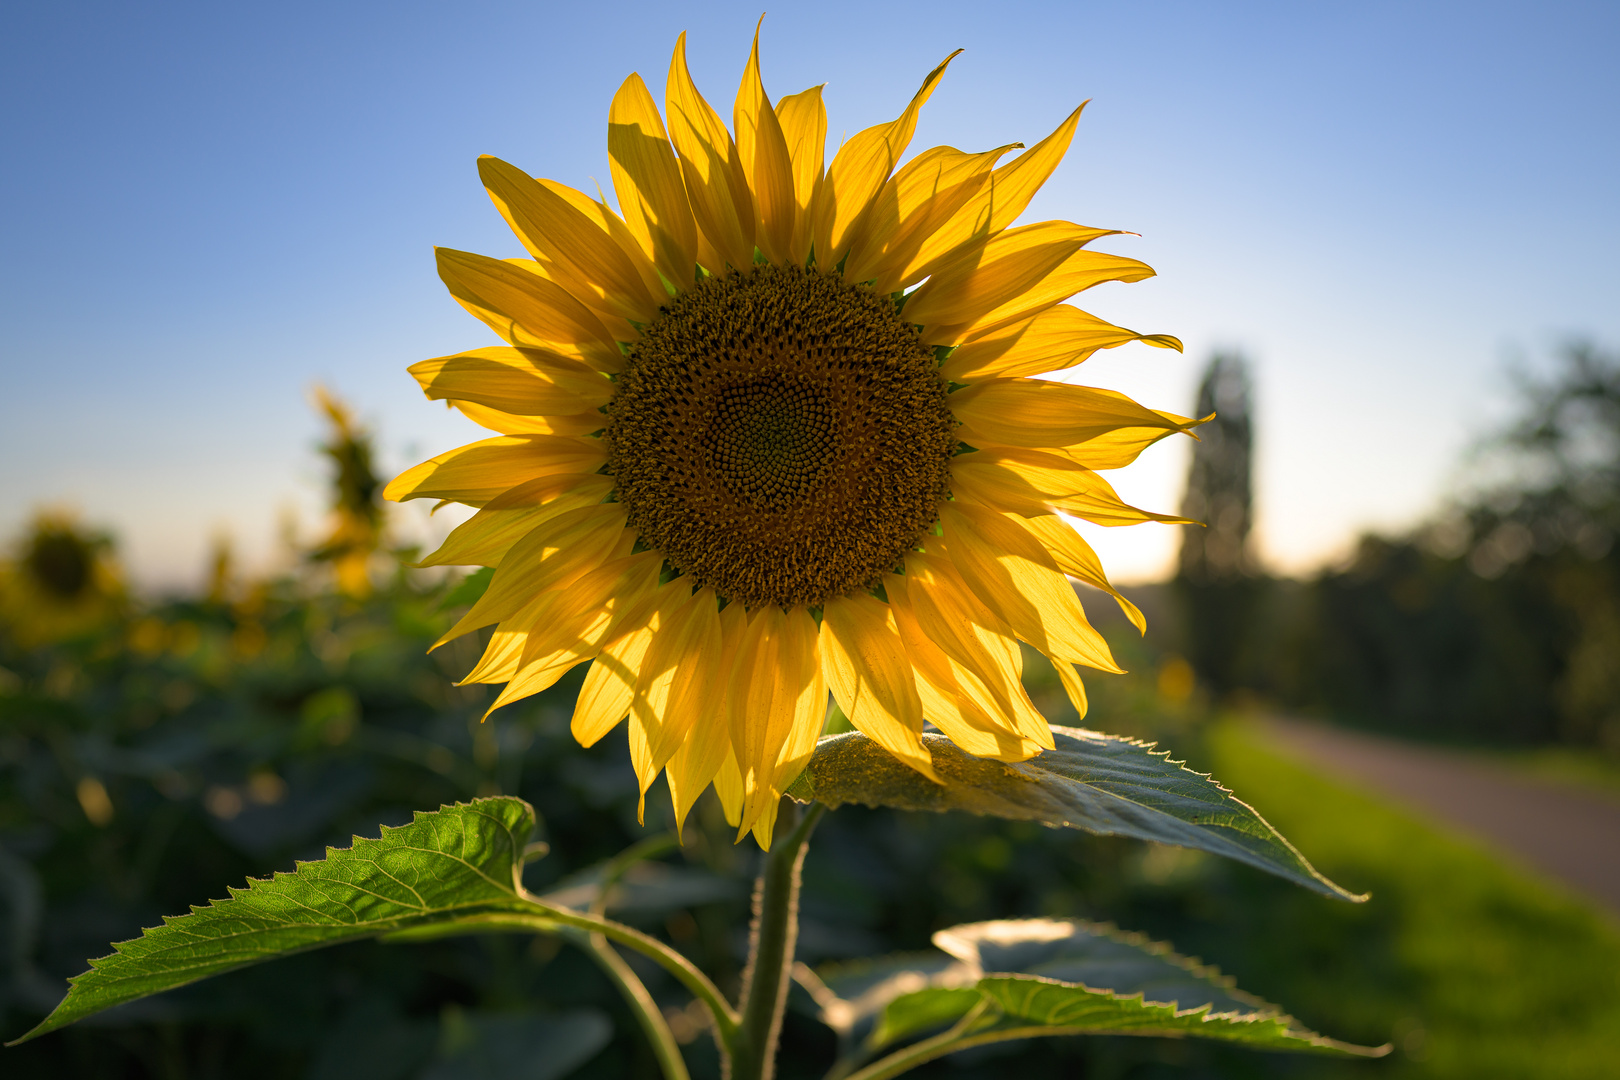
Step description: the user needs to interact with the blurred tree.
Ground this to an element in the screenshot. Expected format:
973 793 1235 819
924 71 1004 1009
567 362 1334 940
308 387 386 598
1174 353 1258 695
1272 342 1620 753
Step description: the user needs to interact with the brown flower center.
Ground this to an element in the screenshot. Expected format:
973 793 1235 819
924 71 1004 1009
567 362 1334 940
606 264 955 608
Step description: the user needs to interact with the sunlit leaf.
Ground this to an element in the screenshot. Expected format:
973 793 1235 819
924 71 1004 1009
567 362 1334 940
788 727 1361 900
10 797 538 1044
811 918 1386 1069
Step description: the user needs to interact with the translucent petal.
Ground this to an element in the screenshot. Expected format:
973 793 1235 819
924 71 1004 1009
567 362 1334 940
820 593 938 781
608 72 700 288
666 32 755 270
383 435 606 506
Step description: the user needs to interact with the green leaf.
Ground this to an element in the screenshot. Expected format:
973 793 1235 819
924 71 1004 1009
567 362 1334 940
938 918 1376 1052
10 797 537 1044
789 727 1361 900
812 919 1386 1076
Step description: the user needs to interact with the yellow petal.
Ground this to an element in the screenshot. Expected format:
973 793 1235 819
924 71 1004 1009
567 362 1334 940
952 378 1196 451
1051 420 1201 471
1022 513 1146 633
571 580 688 747
464 552 651 690
409 345 611 416
384 434 606 505
515 552 663 671
459 618 529 685
438 504 628 644
418 474 613 568
434 247 621 371
483 555 660 718
447 400 604 437
734 23 797 263
952 446 1195 526
666 598 749 833
1048 655 1089 720
774 85 826 265
666 32 755 270
627 587 725 818
903 221 1115 337
767 624 827 831
843 144 1013 292
729 605 823 839
883 573 1043 762
609 72 700 290
713 745 745 828
820 593 938 781
935 248 1158 342
479 156 661 324
810 51 959 268
900 103 1088 281
938 503 1121 673
538 176 672 314
942 304 1183 383
893 555 1052 750
749 797 781 851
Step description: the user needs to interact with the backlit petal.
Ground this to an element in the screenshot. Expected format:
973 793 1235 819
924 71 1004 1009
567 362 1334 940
734 23 797 263
383 435 606 506
843 144 1013 292
810 51 959 268
939 503 1121 673
608 72 700 288
666 598 750 833
418 474 614 568
479 156 661 323
820 593 938 781
666 32 755 270
409 345 612 415
774 85 826 264
952 446 1195 526
1022 513 1146 633
952 378 1197 451
434 247 622 371
942 304 1183 383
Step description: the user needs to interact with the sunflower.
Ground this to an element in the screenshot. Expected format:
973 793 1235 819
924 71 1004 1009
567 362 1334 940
0 511 123 648
386 29 1193 847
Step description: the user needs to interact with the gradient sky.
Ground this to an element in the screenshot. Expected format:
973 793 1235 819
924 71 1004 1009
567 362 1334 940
3 1 1617 589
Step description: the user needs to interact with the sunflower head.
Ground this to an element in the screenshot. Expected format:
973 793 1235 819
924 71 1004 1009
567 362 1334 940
387 27 1191 847
0 511 123 648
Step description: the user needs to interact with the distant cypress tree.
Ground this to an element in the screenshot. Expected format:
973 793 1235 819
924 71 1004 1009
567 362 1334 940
1175 354 1257 694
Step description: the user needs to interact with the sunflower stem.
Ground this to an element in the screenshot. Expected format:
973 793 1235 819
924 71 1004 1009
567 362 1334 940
731 799 826 1080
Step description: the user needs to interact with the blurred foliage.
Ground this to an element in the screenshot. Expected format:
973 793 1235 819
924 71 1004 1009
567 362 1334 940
307 387 386 599
5 346 1619 1074
1 532 1616 1076
1254 342 1620 754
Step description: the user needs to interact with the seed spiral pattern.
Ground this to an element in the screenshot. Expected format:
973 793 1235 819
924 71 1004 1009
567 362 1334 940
606 264 955 608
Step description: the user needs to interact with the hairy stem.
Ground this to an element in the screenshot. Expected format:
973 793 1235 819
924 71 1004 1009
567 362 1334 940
731 800 826 1080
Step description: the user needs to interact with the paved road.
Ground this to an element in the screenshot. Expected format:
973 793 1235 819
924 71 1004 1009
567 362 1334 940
1261 718 1620 915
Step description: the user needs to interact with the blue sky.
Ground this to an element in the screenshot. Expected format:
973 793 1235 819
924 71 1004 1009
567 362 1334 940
3 1 1617 588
